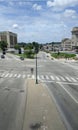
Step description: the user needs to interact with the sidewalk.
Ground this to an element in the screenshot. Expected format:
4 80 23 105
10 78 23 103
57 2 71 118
23 79 66 130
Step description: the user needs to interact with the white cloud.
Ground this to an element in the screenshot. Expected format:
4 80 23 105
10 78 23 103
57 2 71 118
47 0 78 8
12 24 19 29
63 9 77 18
33 3 42 10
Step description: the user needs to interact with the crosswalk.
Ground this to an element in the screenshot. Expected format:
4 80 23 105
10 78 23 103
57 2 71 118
0 72 78 83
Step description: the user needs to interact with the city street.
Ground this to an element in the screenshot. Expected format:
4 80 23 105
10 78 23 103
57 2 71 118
0 52 78 130
37 52 78 130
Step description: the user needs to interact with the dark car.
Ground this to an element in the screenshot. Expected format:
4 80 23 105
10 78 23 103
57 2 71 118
20 56 24 60
1 55 5 58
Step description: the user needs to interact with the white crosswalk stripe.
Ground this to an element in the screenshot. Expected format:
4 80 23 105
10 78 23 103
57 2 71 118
37 75 40 80
22 74 26 78
50 75 55 80
45 75 49 80
70 77 77 82
32 75 35 79
1 73 6 77
4 73 9 77
60 76 66 81
13 74 17 77
17 74 21 78
41 75 45 80
9 74 13 78
65 76 72 82
55 76 61 81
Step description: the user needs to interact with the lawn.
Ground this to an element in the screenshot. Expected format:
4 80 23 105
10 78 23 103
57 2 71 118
51 52 76 59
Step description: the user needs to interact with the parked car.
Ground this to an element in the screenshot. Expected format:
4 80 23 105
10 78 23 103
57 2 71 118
20 56 24 60
1 55 5 58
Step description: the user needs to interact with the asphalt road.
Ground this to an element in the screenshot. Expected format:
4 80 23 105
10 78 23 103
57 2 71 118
0 53 32 130
37 51 78 130
0 52 78 130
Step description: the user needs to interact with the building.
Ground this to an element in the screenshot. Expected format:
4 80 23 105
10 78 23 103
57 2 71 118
61 27 78 51
71 27 78 49
42 42 61 51
61 38 72 51
0 31 17 48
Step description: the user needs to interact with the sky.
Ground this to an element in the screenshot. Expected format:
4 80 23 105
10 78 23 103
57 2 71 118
0 0 78 43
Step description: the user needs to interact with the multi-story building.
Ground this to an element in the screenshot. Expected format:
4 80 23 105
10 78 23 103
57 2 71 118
71 27 78 49
61 27 78 51
61 38 72 51
0 31 17 48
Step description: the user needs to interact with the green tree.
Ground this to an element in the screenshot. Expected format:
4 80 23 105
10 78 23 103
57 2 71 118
14 44 20 50
0 41 8 50
32 41 39 53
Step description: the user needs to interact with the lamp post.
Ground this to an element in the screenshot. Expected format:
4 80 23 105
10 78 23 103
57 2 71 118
35 46 39 84
36 52 38 84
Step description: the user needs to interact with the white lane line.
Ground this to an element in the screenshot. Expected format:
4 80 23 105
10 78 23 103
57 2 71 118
55 76 60 81
4 73 9 77
65 76 72 82
59 83 78 104
50 75 55 80
60 76 66 81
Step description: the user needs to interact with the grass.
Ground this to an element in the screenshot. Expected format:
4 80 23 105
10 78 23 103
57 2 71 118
51 52 76 59
15 52 35 59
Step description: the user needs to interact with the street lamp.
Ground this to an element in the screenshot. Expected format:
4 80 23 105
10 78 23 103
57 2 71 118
36 52 38 84
35 47 38 84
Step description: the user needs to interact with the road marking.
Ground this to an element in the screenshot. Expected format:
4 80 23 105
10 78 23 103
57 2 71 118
32 75 35 79
45 75 49 80
9 74 13 78
55 76 60 81
27 75 31 78
41 75 45 79
37 75 40 80
5 73 9 77
22 74 26 78
70 77 77 82
1 73 5 77
13 74 17 77
50 75 55 80
65 76 72 82
17 74 21 78
60 76 66 81
59 83 78 104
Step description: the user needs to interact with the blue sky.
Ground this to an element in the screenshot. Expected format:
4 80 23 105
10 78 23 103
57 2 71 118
0 0 78 43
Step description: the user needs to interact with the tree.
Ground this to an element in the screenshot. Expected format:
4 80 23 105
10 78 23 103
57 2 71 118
32 41 39 53
0 41 8 50
14 44 20 50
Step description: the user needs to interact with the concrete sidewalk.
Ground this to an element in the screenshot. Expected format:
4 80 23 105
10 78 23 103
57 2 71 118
23 79 66 130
